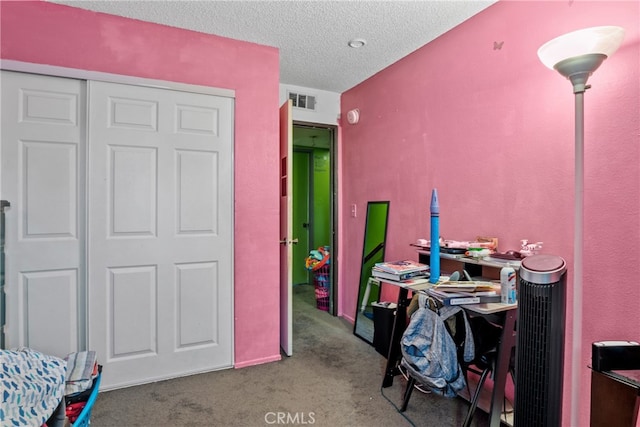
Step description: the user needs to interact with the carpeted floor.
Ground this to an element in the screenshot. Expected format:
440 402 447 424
89 284 493 426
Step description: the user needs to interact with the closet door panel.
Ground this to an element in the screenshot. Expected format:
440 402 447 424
1 71 234 389
1 71 86 356
88 81 234 389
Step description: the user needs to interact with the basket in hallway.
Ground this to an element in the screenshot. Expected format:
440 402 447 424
313 264 330 311
70 366 101 427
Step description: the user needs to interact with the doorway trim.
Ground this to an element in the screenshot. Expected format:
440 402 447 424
292 121 338 315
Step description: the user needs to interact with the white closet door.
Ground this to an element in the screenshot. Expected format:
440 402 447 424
1 71 86 356
87 81 234 389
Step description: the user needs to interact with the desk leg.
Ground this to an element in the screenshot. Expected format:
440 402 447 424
489 308 517 427
382 287 409 388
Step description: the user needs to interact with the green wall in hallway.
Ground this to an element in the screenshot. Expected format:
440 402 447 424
312 148 331 250
292 147 331 285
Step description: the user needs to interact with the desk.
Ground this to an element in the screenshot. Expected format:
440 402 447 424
380 279 517 427
591 369 640 427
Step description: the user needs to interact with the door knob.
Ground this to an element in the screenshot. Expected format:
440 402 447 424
279 238 299 245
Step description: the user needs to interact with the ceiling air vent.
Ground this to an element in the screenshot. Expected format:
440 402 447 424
288 91 316 111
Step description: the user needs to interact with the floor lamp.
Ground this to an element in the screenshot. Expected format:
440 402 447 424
537 26 625 425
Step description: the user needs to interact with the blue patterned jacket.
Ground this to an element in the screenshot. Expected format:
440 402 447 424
400 294 475 397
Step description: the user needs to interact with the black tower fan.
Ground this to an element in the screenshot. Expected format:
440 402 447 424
515 254 567 427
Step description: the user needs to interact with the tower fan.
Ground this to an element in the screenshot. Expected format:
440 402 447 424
515 254 567 427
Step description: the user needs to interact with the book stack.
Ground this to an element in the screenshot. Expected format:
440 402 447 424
426 281 501 306
372 260 430 286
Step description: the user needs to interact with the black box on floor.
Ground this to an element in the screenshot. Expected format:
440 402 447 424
372 302 396 358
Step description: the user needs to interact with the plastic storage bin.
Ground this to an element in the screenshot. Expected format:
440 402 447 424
71 368 101 427
313 264 330 311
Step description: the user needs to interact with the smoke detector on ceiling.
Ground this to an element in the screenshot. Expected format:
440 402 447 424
348 38 367 48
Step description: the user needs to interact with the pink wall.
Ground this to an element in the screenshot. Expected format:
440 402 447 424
340 1 639 425
0 1 282 368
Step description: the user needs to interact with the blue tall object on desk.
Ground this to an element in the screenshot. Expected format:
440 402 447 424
429 189 440 283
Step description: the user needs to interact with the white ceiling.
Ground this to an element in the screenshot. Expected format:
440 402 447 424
50 0 497 93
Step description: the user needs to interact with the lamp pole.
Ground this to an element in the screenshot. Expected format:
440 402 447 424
538 26 625 426
552 53 605 425
571 82 585 427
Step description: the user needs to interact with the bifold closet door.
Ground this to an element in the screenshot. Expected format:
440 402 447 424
0 71 86 356
87 81 234 389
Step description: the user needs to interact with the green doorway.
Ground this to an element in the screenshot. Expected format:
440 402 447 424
292 125 333 305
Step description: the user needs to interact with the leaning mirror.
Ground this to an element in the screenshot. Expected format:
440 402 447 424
353 201 390 344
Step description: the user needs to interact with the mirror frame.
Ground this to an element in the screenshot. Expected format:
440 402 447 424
353 201 390 344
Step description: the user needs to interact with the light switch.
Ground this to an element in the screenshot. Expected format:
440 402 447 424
351 204 357 217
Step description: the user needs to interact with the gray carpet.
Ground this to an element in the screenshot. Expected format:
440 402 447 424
89 284 492 426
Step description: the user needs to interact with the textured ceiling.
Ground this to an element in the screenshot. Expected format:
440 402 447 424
49 0 497 93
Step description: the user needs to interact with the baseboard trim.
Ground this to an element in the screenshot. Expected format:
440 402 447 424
235 354 282 369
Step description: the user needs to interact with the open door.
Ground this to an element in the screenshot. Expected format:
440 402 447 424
279 100 294 356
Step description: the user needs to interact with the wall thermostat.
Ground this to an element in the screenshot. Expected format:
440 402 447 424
347 109 360 124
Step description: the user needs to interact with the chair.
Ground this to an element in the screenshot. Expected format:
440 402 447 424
463 344 517 426
461 347 497 427
399 310 507 426
460 316 503 426
399 304 475 409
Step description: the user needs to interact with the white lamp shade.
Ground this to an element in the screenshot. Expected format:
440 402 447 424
538 26 625 69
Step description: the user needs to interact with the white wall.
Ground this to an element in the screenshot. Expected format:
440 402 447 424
279 84 340 126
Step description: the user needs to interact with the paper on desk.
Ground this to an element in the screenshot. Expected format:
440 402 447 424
405 282 434 291
432 281 496 292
